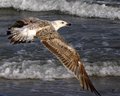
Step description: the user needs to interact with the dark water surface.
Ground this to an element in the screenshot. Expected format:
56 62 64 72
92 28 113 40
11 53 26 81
0 77 120 96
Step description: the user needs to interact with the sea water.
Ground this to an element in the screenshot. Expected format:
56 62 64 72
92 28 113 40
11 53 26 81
0 0 120 96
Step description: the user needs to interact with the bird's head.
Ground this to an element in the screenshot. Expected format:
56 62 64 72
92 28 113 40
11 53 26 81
51 20 71 31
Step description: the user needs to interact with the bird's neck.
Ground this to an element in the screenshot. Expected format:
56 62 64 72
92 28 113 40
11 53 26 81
51 21 60 31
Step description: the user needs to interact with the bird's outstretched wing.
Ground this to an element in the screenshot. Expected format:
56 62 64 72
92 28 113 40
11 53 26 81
7 17 50 44
38 32 101 96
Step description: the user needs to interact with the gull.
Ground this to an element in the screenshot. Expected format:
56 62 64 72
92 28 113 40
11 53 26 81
7 17 101 96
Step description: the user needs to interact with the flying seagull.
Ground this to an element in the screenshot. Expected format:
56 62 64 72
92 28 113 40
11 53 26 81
7 17 101 96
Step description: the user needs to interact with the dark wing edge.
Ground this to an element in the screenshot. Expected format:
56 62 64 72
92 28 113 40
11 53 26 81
41 38 101 96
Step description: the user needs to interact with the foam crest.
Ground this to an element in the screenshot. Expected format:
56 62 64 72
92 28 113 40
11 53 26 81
0 59 120 79
0 60 73 80
0 0 120 19
85 61 120 76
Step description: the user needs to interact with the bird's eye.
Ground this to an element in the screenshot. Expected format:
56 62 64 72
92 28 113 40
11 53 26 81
61 22 64 24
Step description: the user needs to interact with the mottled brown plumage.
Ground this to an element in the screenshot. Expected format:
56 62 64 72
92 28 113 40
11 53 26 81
7 17 101 96
40 35 101 96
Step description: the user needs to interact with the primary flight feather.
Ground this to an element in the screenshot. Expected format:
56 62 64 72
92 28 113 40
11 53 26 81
7 17 101 96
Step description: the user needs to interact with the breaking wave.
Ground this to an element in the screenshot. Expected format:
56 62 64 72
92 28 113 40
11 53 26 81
0 0 120 19
0 57 120 80
0 59 73 80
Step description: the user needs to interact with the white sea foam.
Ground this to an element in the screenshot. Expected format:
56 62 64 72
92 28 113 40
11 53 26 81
0 0 120 19
85 61 120 76
0 60 73 79
0 58 120 79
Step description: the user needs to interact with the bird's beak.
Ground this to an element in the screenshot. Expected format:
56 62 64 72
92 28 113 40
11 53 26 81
66 23 71 26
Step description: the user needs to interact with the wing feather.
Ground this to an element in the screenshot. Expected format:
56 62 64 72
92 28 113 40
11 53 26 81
7 17 51 44
8 17 40 29
41 36 101 96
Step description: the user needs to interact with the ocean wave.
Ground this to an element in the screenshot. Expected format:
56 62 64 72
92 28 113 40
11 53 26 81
0 59 120 80
0 59 73 80
0 0 120 19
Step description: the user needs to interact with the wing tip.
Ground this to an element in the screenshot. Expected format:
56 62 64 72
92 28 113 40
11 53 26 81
79 63 101 96
95 91 101 96
7 30 11 35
